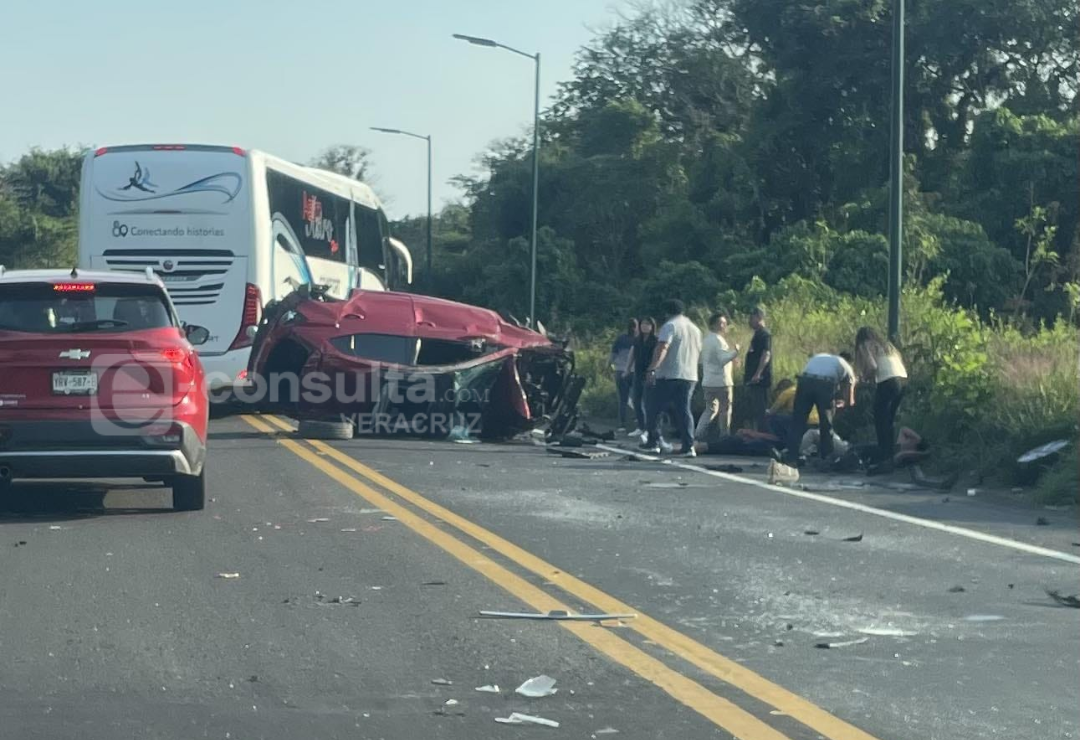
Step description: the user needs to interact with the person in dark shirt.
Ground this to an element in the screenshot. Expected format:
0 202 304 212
743 305 773 431
608 318 638 430
626 317 657 438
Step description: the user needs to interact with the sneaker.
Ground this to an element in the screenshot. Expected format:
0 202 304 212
628 428 644 437
679 448 697 458
659 440 675 455
637 442 662 454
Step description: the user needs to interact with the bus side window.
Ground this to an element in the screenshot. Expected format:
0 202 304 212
355 205 385 277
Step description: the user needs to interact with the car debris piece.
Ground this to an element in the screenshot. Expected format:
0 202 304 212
963 614 1005 622
644 481 689 488
248 286 581 441
594 727 619 735
1046 590 1080 608
475 684 501 693
857 627 918 637
1018 439 1069 464
495 713 560 728
421 581 447 587
948 585 966 593
444 699 459 706
841 533 863 542
382 516 398 521
516 675 558 698
767 460 800 486
547 448 609 460
803 529 820 536
216 572 240 579
704 464 744 473
1035 517 1050 526
814 637 869 649
307 518 330 523
479 609 637 621
431 678 453 686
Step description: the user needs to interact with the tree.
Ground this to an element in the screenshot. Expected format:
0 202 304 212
308 145 373 182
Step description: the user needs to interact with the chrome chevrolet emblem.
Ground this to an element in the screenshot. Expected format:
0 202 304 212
59 349 91 360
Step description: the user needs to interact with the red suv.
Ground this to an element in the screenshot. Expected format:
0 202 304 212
0 268 210 510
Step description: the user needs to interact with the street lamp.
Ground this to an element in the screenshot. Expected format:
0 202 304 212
453 32 541 327
370 126 433 277
886 0 905 342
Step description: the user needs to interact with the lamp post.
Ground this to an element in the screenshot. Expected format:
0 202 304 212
887 0 905 342
370 127 433 276
453 33 541 327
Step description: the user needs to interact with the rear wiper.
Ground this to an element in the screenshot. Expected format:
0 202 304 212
57 319 130 332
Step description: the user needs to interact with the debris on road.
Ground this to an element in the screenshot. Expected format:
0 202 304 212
340 528 358 532
48 525 63 531
1046 590 1080 608
767 460 800 486
516 675 558 698
216 572 241 579
13 540 27 547
444 699 459 706
948 585 967 593
382 516 398 521
495 712 560 728
1035 517 1050 526
307 518 330 523
704 463 744 473
910 466 958 490
966 488 979 497
964 614 1005 622
814 637 869 649
857 627 918 637
480 609 637 622
547 448 610 460
421 581 447 587
594 727 619 736
803 529 820 536
475 684 501 694
431 678 453 686
643 481 688 488
841 533 864 542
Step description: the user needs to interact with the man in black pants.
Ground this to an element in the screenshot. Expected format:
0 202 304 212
786 352 857 464
743 306 773 431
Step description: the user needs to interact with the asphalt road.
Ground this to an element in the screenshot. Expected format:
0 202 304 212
1 415 1077 740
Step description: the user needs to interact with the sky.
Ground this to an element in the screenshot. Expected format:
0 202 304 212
0 0 625 219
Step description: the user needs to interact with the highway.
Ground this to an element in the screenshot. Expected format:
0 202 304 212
1 415 1077 739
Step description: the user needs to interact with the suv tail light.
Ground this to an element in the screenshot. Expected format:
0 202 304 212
229 284 262 351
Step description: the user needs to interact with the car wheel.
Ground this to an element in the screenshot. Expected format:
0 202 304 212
172 470 206 511
297 418 354 440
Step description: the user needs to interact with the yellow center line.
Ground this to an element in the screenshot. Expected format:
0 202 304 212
256 413 881 740
241 414 792 739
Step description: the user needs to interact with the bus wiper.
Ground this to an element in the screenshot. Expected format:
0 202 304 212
58 319 130 332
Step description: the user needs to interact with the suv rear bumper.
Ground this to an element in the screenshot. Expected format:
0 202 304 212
0 421 205 480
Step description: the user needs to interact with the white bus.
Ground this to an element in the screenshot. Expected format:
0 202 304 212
78 144 412 393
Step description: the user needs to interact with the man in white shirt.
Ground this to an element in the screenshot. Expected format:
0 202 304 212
787 352 857 463
694 312 739 440
642 299 703 457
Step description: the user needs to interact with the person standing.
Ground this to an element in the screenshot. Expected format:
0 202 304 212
643 300 703 457
787 352 857 463
695 312 739 440
855 327 908 464
626 317 657 438
743 306 773 431
609 319 638 431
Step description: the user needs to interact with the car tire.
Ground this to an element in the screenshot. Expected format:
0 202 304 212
297 418 354 440
172 470 206 511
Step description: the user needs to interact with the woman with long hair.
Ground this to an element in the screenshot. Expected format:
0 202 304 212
855 327 908 463
626 317 658 438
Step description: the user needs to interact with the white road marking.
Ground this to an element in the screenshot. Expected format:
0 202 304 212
596 444 1080 566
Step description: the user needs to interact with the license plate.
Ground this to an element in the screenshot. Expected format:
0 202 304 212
52 371 98 395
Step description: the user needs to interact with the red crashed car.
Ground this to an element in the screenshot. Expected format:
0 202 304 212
0 268 210 510
247 285 582 439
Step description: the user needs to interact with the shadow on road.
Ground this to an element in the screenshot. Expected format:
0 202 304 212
0 481 173 523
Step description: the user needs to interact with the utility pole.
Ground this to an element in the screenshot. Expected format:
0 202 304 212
887 0 905 342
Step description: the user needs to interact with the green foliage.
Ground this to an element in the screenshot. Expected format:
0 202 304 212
0 147 83 269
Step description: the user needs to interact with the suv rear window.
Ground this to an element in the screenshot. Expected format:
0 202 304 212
0 283 177 334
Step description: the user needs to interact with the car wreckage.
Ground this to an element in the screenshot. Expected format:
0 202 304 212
247 285 583 440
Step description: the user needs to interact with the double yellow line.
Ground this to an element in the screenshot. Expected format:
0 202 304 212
243 414 880 740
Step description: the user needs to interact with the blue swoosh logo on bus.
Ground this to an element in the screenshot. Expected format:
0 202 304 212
97 172 242 204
